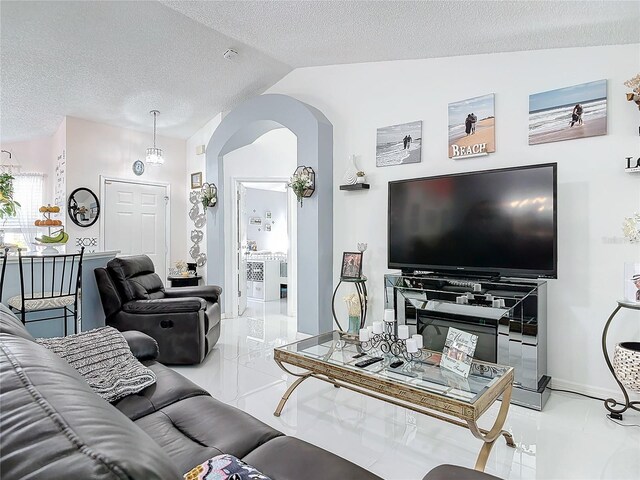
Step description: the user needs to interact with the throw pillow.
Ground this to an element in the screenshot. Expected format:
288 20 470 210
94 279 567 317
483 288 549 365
36 326 156 402
184 454 272 480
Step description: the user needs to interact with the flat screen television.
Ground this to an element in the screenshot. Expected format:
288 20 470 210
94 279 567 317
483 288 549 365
388 163 557 278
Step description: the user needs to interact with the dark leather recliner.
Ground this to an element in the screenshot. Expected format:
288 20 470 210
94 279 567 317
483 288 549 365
94 255 221 364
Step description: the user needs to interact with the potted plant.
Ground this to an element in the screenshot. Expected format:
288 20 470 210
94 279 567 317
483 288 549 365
288 169 314 207
201 183 217 209
0 173 20 245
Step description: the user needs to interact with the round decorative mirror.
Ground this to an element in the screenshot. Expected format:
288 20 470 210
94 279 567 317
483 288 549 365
68 188 100 227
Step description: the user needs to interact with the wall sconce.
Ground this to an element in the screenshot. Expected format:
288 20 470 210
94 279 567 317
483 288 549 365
289 166 315 207
201 182 218 208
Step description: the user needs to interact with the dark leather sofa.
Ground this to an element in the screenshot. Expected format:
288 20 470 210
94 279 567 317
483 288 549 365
94 255 220 364
0 305 384 480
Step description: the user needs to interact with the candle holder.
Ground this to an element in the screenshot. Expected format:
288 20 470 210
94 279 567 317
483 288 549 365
360 321 422 362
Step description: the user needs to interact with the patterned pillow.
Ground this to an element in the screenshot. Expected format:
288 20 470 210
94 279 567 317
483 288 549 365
184 454 272 480
36 326 156 402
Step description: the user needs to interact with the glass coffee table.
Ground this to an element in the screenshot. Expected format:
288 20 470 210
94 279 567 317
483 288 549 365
273 331 515 472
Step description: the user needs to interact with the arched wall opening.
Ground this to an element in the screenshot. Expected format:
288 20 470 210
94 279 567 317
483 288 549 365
205 94 333 335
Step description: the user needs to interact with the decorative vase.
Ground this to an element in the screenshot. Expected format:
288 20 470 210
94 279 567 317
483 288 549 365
343 155 358 185
348 315 361 334
356 176 366 184
613 342 640 393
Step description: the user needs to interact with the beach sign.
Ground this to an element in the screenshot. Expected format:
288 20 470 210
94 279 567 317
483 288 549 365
448 94 495 159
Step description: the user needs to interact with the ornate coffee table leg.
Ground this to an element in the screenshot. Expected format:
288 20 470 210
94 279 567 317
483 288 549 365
274 374 310 417
467 382 515 472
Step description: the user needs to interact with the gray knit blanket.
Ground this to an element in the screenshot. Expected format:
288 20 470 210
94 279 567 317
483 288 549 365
37 327 156 403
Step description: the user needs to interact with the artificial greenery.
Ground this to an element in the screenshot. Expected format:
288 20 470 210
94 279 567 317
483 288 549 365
201 190 217 209
288 171 313 207
0 173 20 221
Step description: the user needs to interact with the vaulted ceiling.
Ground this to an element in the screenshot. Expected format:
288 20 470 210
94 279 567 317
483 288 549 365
1 0 638 143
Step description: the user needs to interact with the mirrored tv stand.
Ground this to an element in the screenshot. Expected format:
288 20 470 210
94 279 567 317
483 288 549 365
384 272 550 410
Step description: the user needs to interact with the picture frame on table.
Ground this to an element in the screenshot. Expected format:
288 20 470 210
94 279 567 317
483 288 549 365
624 263 640 303
341 252 363 280
190 172 203 189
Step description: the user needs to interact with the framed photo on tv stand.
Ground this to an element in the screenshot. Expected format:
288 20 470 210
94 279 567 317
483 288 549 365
341 252 363 280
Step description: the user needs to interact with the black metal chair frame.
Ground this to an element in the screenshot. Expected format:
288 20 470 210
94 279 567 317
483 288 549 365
0 247 9 301
10 247 85 336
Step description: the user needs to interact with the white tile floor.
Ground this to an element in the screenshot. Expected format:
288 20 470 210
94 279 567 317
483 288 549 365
173 300 640 480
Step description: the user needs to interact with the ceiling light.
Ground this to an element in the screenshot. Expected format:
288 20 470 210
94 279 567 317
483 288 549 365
146 110 164 166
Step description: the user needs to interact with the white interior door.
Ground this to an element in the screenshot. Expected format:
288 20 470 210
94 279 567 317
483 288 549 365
103 179 168 278
237 183 248 315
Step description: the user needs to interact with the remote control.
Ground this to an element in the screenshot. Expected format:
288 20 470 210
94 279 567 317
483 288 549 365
389 360 404 368
352 353 366 359
354 357 383 368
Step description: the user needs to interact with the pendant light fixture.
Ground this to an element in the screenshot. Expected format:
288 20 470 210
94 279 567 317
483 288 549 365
146 110 164 165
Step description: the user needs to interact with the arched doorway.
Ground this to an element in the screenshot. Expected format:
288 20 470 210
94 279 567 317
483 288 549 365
206 94 333 335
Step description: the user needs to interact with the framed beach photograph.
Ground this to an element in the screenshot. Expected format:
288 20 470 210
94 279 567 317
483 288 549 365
624 263 640 304
190 172 203 189
340 252 363 279
376 120 422 167
448 94 495 159
528 79 607 145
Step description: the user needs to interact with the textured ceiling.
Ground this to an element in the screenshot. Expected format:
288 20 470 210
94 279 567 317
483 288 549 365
161 0 640 67
0 1 290 142
2 1 638 143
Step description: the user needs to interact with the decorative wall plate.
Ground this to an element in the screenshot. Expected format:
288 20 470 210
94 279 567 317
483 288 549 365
194 214 206 228
191 229 204 243
189 244 200 259
196 253 207 267
189 204 199 221
189 191 201 205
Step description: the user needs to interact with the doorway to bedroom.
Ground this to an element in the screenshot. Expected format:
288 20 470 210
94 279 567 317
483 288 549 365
232 179 297 320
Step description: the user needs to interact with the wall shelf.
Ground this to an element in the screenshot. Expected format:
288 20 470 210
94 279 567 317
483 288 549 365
339 183 370 191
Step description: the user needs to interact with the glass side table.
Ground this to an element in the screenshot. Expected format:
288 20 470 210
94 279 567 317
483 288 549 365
331 276 368 332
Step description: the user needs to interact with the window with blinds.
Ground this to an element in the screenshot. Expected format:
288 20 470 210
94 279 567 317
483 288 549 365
3 173 45 247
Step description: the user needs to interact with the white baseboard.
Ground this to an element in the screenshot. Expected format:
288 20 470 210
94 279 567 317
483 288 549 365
550 377 639 402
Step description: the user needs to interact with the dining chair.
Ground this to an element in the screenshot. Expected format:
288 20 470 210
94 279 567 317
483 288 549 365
7 247 85 336
0 247 9 302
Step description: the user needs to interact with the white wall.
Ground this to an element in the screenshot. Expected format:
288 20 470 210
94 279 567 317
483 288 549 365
222 128 297 314
65 116 187 264
244 187 288 252
185 114 223 282
262 44 640 397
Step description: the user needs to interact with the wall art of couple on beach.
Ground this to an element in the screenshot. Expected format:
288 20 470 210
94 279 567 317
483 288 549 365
376 120 422 167
448 93 496 159
529 79 607 145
